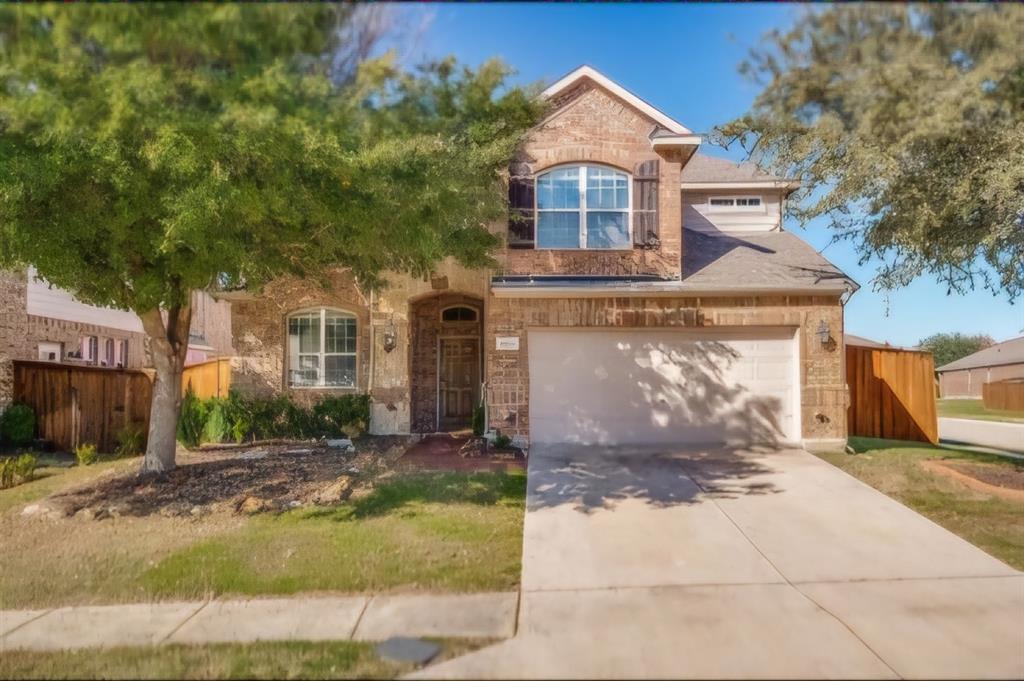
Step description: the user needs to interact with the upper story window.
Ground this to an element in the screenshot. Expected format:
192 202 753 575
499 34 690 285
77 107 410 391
536 165 631 249
708 196 763 212
287 308 357 388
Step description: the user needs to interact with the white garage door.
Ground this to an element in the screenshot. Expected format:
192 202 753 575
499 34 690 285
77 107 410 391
528 328 800 445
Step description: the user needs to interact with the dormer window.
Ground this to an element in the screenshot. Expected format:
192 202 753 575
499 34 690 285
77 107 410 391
536 165 631 249
708 196 763 212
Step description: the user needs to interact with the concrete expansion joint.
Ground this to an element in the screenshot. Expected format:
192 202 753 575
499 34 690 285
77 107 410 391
350 595 373 640
683 468 903 680
0 607 54 640
159 599 211 644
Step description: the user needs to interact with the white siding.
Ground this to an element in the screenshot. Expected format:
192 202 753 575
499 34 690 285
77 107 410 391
26 270 144 333
683 190 783 233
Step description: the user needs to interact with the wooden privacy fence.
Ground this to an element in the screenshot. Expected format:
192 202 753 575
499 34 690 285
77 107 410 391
847 345 939 444
12 360 152 453
12 357 233 452
181 358 232 399
982 379 1024 412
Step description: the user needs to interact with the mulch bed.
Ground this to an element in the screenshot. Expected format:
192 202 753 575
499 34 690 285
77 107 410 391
921 459 1024 503
45 436 413 519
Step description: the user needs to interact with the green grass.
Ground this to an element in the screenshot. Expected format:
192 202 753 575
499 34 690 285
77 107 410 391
0 639 482 680
937 398 1024 423
142 472 525 599
0 470 526 609
0 455 137 514
816 437 1024 570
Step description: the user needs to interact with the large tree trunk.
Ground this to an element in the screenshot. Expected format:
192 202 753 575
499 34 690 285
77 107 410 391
139 303 192 474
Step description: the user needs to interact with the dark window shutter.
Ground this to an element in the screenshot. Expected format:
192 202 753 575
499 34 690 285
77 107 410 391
508 165 535 248
633 159 659 248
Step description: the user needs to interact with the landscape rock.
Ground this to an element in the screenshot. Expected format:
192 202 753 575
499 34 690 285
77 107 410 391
238 496 272 515
313 477 354 505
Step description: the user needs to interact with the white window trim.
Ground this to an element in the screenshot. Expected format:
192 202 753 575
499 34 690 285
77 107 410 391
535 164 633 250
287 308 358 389
707 195 765 214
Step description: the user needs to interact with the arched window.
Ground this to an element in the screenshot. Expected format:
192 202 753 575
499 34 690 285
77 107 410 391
441 306 478 322
287 308 357 388
536 165 631 249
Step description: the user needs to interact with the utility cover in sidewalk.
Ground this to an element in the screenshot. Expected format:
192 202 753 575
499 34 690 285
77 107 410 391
376 637 441 664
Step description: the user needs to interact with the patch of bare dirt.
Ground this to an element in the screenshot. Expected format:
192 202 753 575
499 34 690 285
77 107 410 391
922 459 1024 502
45 436 414 519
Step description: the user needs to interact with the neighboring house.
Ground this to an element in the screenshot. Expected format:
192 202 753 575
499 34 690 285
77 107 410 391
936 336 1024 398
225 65 858 450
0 268 233 409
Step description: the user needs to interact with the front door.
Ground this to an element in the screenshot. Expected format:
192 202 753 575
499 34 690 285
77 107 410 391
440 337 480 430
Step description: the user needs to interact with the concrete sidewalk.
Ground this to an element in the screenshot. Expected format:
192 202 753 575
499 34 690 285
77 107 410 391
939 417 1024 453
0 592 517 652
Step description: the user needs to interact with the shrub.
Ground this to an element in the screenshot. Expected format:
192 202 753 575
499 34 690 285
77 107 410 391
75 443 98 466
12 453 37 482
313 394 371 437
202 398 230 444
115 424 145 458
177 385 207 449
0 459 14 489
493 431 512 449
1 403 36 445
471 404 485 437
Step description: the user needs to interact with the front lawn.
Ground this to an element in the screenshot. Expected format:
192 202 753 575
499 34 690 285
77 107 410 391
816 437 1024 570
0 458 526 609
937 398 1024 423
0 639 483 680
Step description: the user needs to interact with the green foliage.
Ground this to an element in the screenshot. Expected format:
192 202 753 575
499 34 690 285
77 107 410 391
114 424 145 459
202 399 230 445
177 385 207 449
0 403 35 445
716 5 1024 299
471 404 486 437
0 453 37 489
11 453 37 481
918 332 995 368
493 431 512 449
313 395 371 437
75 444 98 467
178 390 371 445
0 5 542 470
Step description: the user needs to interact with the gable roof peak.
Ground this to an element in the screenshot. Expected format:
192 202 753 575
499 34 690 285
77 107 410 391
543 65 693 135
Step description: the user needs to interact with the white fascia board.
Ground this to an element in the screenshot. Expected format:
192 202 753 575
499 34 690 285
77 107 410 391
681 180 801 191
651 135 703 147
543 65 692 135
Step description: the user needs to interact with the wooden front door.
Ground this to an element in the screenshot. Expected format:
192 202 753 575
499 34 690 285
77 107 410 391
440 337 480 430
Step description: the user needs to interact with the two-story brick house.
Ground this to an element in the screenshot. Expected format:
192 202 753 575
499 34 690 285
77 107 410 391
225 66 857 451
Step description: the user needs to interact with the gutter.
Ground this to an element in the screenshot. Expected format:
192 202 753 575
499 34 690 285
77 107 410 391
490 284 853 299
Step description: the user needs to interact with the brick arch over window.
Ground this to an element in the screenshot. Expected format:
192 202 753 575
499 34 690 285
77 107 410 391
409 293 483 433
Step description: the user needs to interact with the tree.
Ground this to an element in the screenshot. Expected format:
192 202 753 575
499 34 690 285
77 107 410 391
0 5 543 473
716 5 1024 300
918 332 995 369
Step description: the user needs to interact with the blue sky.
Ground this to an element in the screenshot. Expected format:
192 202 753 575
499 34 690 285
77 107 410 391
391 3 1022 347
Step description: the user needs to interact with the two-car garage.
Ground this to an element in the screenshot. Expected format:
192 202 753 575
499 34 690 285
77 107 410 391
527 327 801 446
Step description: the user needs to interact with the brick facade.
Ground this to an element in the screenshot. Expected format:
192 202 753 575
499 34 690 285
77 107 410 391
485 295 847 445
229 270 372 406
227 72 851 447
497 82 686 279
0 270 149 410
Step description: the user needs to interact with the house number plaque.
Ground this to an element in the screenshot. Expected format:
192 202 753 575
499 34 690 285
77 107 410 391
495 336 520 351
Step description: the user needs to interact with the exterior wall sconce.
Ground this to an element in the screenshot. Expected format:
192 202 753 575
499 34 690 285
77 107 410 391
816 319 836 351
382 320 397 353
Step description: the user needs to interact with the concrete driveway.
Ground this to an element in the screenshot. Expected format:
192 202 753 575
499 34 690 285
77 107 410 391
419 445 1024 679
